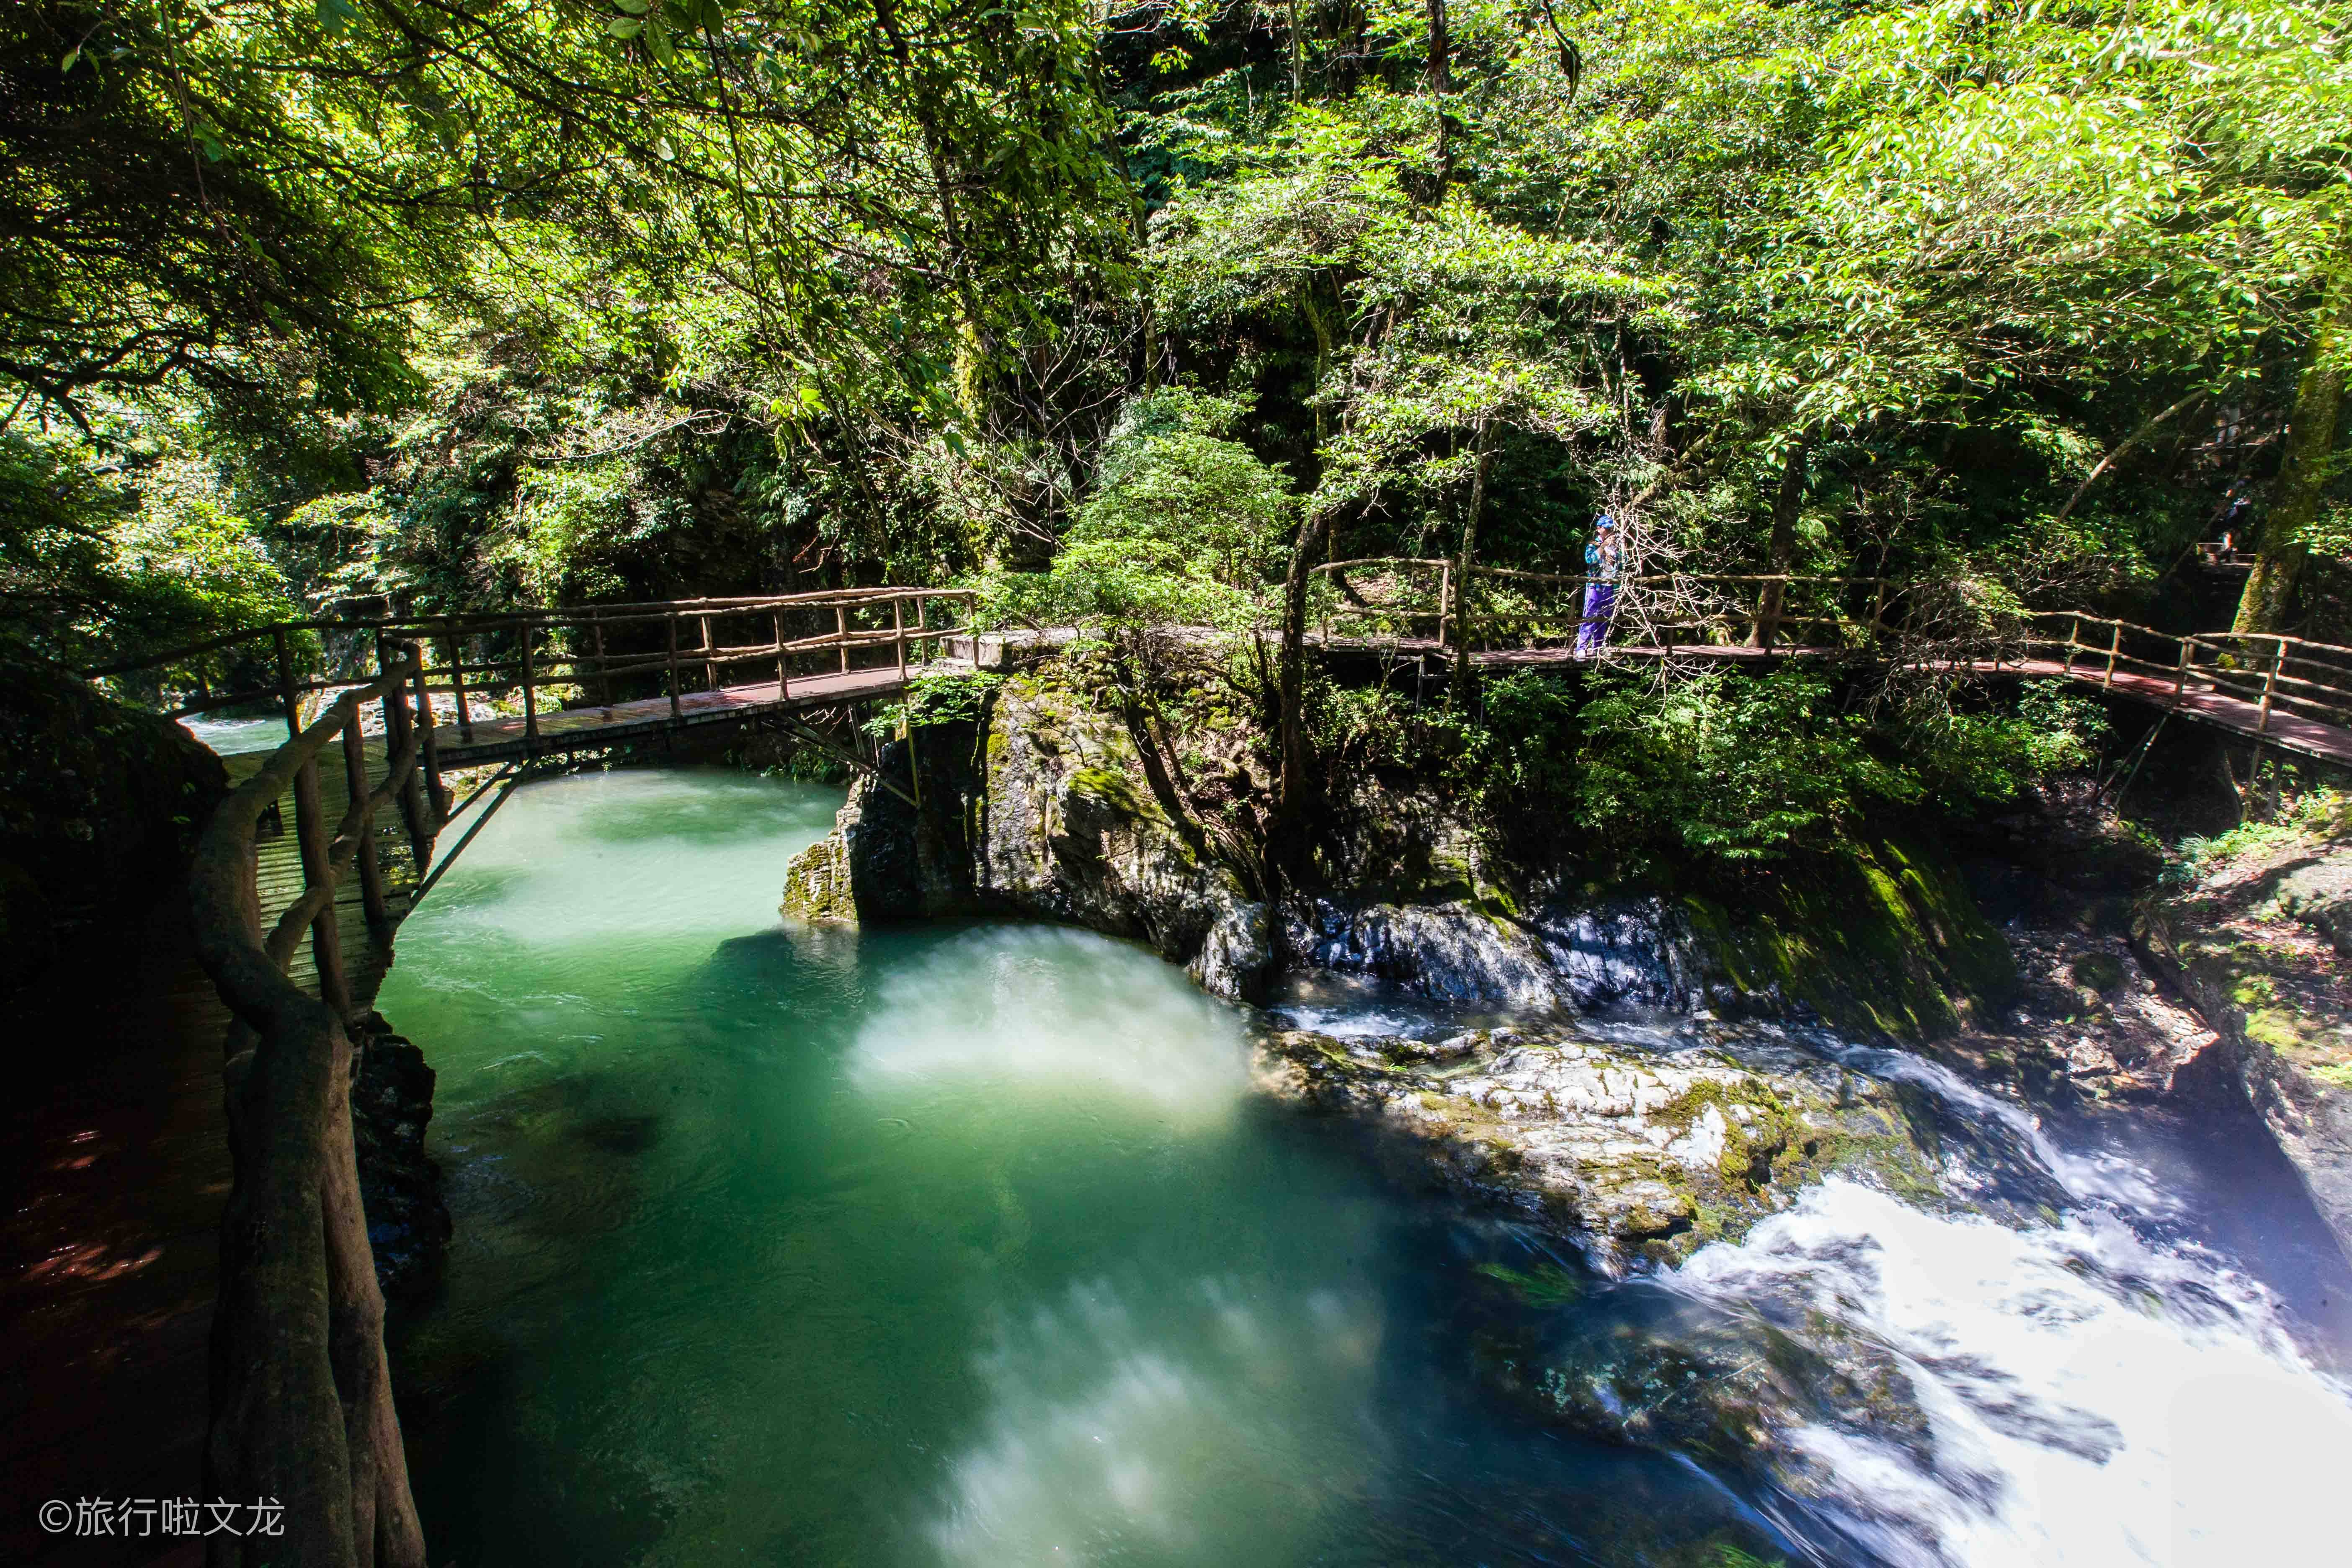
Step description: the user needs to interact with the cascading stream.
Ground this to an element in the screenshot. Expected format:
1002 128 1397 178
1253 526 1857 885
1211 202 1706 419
377 767 2352 1567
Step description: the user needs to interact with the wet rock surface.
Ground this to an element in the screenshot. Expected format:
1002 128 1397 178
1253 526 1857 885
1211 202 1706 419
1279 897 1706 1013
2134 818 2352 1264
783 673 1275 1001
1250 1023 2020 1273
1473 1271 1938 1496
351 1012 451 1304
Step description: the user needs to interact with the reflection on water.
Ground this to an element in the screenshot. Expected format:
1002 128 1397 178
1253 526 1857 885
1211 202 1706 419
380 767 2352 1568
179 714 287 756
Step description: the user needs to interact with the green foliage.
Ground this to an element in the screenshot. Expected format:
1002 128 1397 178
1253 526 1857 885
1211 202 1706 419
858 670 1001 738
1577 669 1919 864
1900 681 2111 810
973 388 1295 632
0 431 296 681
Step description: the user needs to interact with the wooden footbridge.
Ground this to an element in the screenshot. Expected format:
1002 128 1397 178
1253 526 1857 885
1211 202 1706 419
1308 558 2352 766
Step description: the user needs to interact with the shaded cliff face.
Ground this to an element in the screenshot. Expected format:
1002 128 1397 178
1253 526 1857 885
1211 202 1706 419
783 674 1274 1001
0 650 228 991
2135 816 2352 1265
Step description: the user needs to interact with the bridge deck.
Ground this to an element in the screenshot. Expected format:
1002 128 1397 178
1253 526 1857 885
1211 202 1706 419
435 658 970 765
1993 658 2352 766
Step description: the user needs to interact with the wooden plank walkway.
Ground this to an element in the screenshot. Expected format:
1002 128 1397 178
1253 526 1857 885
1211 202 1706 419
433 658 972 766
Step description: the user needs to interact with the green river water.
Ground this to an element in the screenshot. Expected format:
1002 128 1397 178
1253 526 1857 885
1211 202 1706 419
377 767 1761 1566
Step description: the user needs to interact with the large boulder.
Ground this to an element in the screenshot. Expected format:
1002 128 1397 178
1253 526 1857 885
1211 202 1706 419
1248 1023 2023 1273
782 672 1276 1002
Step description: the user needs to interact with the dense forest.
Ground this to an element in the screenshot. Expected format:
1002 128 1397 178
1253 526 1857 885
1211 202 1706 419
4 0 2349 861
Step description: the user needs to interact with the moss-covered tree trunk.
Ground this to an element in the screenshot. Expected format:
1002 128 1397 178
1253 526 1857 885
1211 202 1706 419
2235 267 2347 634
1278 507 1335 830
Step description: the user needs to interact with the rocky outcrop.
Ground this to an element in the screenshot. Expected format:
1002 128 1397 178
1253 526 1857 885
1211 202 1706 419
2135 821 2352 1264
1284 836 2017 1039
1280 896 1708 1012
1251 1023 1967 1273
783 673 1276 1001
350 1012 452 1305
783 659 2023 1039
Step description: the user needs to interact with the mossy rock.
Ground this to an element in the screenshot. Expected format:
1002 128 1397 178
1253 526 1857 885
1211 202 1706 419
1687 835 2016 1039
2070 951 2126 994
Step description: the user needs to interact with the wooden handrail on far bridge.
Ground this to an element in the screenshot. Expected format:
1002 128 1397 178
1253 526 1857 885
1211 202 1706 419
96 586 979 753
186 640 440 1568
2023 612 2352 739
1308 557 1896 655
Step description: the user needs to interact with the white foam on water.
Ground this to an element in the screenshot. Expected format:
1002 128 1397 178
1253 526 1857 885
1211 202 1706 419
929 1277 1384 1566
1676 1179 2352 1566
1268 1002 1433 1039
849 925 1252 1119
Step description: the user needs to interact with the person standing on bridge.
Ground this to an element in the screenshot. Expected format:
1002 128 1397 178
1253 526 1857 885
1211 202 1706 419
1577 515 1621 658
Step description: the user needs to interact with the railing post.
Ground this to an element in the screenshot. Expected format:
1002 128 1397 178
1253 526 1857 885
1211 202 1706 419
774 605 791 699
411 645 445 823
915 593 928 668
592 610 614 708
700 611 719 691
1436 563 1453 656
2175 637 2192 699
519 622 540 745
666 611 683 722
271 625 301 742
443 616 474 743
343 714 389 931
894 596 908 683
2258 636 2282 736
2104 620 2121 689
2063 615 2079 676
836 603 850 675
291 750 351 1018
382 644 431 872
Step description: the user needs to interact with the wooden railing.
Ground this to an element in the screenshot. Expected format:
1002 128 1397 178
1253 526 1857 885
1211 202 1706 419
90 585 977 747
2023 612 2352 738
1308 558 1896 654
186 642 440 1568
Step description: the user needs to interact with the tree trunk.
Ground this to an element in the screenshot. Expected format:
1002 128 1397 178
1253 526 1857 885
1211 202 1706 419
1289 0 1305 99
872 0 986 419
2235 269 2348 634
1426 0 1451 182
1452 419 1494 702
1750 438 1808 648
1278 508 1336 827
1300 285 1333 446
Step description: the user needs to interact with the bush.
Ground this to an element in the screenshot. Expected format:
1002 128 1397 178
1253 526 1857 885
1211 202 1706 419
1576 669 1919 865
1900 680 2109 809
971 387 1294 634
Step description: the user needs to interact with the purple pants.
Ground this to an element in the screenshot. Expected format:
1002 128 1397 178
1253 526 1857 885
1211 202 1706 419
1577 583 1617 655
